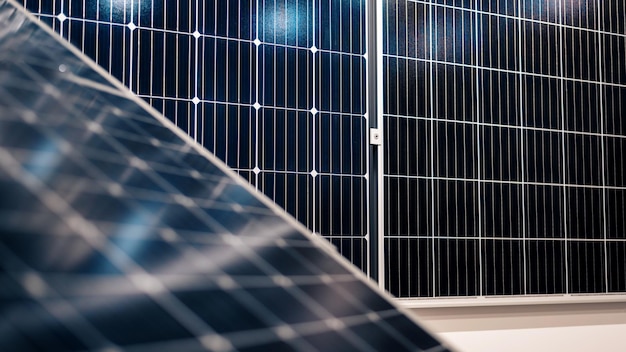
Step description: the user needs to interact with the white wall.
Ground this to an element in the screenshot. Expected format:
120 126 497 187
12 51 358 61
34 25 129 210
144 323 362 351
409 302 626 352
438 323 626 352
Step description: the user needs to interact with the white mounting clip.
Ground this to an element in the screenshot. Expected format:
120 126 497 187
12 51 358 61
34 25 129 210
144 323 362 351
370 128 382 146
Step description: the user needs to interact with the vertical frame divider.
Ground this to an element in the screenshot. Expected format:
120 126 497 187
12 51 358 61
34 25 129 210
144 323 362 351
366 0 384 285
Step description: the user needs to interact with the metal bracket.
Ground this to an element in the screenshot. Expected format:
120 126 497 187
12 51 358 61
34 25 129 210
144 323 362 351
370 128 382 146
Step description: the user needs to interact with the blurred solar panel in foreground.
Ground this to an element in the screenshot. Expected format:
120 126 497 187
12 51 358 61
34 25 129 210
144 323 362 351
0 1 450 351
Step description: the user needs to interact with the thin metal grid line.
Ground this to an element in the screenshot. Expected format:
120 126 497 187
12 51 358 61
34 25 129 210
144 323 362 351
254 0 261 191
427 0 436 298
294 11 302 227
403 0 413 295
346 6 358 255
473 0 483 296
128 1 134 92
311 0 317 237
305 0 313 239
273 11 279 181
107 6 114 81
395 0 402 296
557 0 570 294
58 0 64 34
597 0 609 293
382 0 394 294
95 1 101 90
166 13 175 126
517 0 528 295
133 5 140 94
208 18 218 150
327 0 335 241
192 1 199 142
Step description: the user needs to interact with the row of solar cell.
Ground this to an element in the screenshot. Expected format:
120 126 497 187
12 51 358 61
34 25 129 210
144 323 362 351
383 177 626 239
386 0 625 34
384 59 626 126
21 0 367 53
384 121 626 185
385 237 626 297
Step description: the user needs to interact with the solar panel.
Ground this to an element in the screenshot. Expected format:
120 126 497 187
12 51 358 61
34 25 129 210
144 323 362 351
0 1 450 351
16 0 625 303
383 0 626 299
16 0 371 274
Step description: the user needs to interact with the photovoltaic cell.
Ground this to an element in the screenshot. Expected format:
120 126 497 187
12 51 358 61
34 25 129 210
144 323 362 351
0 1 449 351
